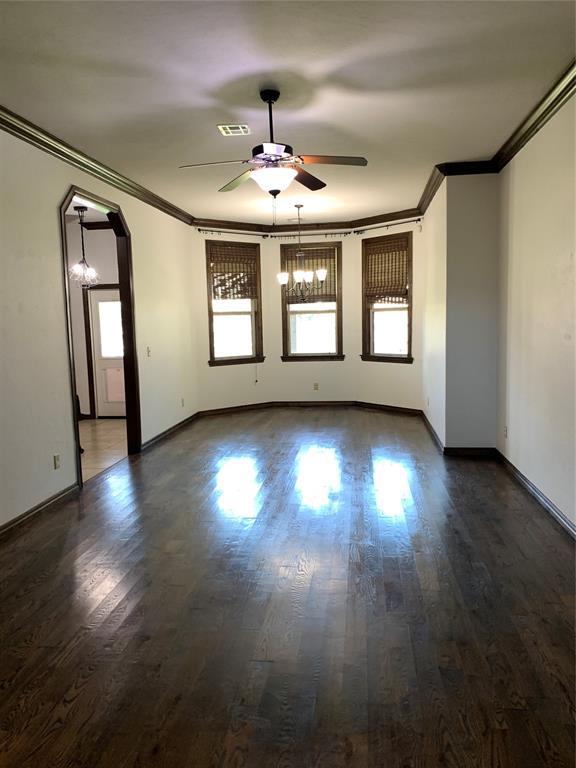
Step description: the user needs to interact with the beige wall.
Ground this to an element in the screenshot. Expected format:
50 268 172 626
0 131 199 527
499 101 575 525
421 180 447 444
446 174 500 447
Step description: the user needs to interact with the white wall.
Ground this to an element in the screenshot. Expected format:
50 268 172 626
192 224 425 412
0 131 200 527
422 180 447 444
445 175 500 447
499 101 575 524
66 223 118 414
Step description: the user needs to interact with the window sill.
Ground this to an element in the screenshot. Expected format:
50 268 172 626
208 355 265 367
281 354 345 362
360 354 413 364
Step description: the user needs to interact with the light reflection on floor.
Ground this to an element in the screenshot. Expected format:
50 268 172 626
215 456 261 522
213 447 413 523
295 445 341 511
372 455 412 519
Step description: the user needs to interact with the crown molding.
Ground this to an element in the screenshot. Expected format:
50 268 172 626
493 59 575 171
418 60 575 213
339 208 421 231
194 217 269 233
418 160 498 214
1 59 573 233
194 208 422 235
417 166 445 215
436 160 498 176
0 104 193 225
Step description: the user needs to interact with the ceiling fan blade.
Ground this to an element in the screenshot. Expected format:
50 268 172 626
219 169 253 192
298 155 368 167
294 166 326 191
179 159 247 169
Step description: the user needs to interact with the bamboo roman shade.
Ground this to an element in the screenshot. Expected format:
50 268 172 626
281 245 338 304
207 241 259 301
363 234 411 304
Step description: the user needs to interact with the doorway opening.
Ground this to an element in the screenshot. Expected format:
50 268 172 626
60 187 141 486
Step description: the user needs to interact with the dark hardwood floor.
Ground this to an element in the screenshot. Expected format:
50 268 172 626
0 408 574 767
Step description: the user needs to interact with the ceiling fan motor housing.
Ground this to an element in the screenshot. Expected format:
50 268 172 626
251 142 294 163
260 88 280 104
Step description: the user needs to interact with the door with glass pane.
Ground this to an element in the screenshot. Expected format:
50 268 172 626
89 289 126 417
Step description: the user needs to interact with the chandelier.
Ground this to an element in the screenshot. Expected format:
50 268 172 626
69 205 99 287
276 205 327 300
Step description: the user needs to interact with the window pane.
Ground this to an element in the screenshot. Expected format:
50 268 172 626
290 310 336 354
289 301 336 314
373 301 403 310
213 313 253 358
372 308 408 355
98 301 124 358
213 298 252 313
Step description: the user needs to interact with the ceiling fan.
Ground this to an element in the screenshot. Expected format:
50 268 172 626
179 88 368 197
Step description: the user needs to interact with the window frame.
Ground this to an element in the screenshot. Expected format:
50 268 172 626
205 240 264 367
361 231 413 364
280 241 344 362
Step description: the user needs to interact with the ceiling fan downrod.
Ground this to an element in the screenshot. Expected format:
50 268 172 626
260 88 280 144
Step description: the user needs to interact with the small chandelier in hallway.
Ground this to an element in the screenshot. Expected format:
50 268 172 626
276 204 327 300
69 205 99 287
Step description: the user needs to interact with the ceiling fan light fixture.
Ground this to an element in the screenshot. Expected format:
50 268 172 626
251 165 297 194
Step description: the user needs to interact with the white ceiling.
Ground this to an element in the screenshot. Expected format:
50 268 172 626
1 1 574 225
65 196 110 223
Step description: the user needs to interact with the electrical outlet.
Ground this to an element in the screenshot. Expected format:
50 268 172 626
504 426 508 438
53 454 61 470
181 398 185 408
313 382 319 391
146 345 151 358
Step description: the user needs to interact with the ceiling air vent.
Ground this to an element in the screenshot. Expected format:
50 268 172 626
217 124 251 136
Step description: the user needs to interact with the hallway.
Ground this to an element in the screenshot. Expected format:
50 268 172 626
79 418 127 480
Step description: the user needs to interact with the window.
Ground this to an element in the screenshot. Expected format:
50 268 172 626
361 232 413 363
98 300 124 358
206 240 264 366
280 243 343 361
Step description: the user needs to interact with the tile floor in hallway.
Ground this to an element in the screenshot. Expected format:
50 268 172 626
79 418 127 480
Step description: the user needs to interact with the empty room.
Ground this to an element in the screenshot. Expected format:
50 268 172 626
0 2 574 766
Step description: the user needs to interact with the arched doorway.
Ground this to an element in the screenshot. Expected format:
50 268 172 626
59 186 141 485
